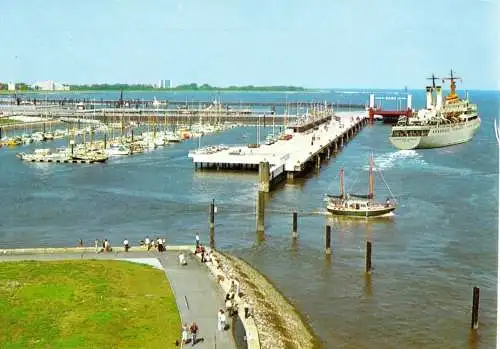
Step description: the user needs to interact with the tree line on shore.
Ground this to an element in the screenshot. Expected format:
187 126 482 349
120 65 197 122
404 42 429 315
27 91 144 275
0 82 307 92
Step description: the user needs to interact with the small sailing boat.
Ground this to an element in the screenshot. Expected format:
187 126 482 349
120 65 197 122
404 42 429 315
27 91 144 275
325 155 396 218
494 119 500 145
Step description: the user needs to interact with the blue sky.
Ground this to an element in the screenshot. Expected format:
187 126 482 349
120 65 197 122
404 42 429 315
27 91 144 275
1 0 498 89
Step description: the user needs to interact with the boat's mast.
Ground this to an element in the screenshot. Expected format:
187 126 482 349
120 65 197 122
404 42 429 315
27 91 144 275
340 168 345 198
368 155 374 199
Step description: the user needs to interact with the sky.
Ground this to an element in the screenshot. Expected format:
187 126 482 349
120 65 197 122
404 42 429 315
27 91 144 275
1 0 499 89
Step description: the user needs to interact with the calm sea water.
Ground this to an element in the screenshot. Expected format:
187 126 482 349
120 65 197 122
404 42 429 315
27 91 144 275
0 89 497 348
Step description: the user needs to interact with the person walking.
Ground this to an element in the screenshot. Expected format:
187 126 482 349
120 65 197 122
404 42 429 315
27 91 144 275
195 233 200 248
189 321 199 346
244 300 250 319
217 309 226 331
94 238 100 253
181 323 189 345
104 239 110 252
123 238 129 252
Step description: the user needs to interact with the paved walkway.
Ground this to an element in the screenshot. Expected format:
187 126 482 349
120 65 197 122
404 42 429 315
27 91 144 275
0 250 236 349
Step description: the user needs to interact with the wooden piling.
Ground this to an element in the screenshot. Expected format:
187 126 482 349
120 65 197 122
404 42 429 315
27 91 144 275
365 240 372 273
325 225 332 255
0 127 2 140
103 133 107 149
258 161 270 192
209 199 215 249
256 191 265 233
471 286 480 330
292 211 298 239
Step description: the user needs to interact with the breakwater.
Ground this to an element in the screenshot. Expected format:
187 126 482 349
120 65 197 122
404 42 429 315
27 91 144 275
215 252 320 349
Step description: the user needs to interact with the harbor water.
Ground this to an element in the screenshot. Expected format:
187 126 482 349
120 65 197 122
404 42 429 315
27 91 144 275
0 90 497 348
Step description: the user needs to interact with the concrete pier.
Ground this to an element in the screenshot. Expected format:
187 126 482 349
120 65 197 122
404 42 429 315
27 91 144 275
189 111 368 192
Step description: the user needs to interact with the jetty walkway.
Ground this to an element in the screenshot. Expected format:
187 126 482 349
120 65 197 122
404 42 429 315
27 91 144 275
189 110 368 191
0 246 259 349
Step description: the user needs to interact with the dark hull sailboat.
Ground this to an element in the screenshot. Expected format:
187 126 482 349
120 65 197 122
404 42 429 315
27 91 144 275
325 156 396 218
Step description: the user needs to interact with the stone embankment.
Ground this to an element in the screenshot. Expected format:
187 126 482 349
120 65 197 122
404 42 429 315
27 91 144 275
210 251 320 349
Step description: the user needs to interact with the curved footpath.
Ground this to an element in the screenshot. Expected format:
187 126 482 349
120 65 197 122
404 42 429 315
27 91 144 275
1 245 319 349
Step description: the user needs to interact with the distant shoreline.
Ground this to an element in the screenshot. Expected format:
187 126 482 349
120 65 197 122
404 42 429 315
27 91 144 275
0 89 313 94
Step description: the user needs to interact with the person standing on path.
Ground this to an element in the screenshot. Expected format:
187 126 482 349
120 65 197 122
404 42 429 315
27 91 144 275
189 321 199 346
217 309 226 331
94 239 100 253
181 323 189 345
123 238 129 252
157 237 163 252
244 300 250 319
195 233 200 248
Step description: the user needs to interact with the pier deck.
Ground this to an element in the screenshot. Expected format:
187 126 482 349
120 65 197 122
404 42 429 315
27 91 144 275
189 111 368 189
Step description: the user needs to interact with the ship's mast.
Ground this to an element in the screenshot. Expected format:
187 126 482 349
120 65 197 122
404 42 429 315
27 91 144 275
442 69 462 100
368 155 374 199
339 168 345 198
427 73 439 89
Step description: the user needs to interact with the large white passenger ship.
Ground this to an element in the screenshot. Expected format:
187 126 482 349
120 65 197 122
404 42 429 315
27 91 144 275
389 71 480 150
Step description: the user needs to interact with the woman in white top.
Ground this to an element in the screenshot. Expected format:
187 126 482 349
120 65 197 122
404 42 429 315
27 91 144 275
218 309 226 331
181 323 189 344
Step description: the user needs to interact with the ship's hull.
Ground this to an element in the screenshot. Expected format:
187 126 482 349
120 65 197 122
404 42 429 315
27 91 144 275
389 118 480 150
326 205 395 217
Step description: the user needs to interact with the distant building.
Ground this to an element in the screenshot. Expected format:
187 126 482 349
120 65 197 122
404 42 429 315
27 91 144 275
8 82 16 91
157 79 171 89
32 80 70 91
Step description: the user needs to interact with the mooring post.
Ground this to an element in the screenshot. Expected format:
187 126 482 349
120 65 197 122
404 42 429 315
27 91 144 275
131 128 134 142
366 240 372 273
325 225 332 255
0 127 2 140
258 161 270 193
103 133 107 149
209 199 215 249
292 211 298 239
471 286 480 330
256 191 265 233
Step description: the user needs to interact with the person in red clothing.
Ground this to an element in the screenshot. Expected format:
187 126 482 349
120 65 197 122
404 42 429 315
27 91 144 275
189 321 199 346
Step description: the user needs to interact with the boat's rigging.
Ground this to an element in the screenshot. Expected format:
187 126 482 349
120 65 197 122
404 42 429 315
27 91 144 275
377 169 396 201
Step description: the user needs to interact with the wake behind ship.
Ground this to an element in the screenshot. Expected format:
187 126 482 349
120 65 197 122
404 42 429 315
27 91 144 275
389 70 480 150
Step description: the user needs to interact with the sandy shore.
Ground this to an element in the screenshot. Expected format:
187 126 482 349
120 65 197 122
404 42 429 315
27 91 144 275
215 251 321 349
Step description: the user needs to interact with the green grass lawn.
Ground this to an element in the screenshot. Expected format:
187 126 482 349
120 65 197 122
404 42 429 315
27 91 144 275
0 118 16 125
0 260 180 349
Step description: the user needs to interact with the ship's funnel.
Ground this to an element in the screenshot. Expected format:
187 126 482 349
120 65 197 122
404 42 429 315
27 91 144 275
426 86 433 109
369 94 375 108
407 94 412 110
435 86 442 110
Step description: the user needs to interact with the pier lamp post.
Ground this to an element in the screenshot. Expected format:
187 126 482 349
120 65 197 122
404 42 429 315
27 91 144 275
69 139 75 156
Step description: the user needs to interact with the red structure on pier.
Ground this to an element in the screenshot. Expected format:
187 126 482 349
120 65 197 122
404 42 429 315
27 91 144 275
368 107 412 124
368 94 413 124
